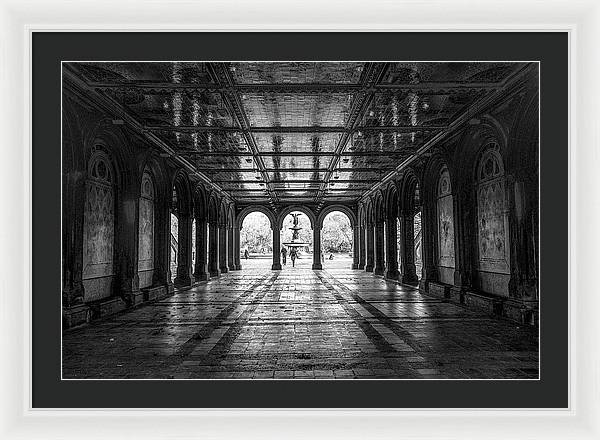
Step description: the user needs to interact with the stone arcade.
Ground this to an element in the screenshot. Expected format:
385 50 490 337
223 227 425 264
62 62 539 379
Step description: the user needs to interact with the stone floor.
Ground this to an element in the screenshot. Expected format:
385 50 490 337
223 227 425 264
63 259 539 379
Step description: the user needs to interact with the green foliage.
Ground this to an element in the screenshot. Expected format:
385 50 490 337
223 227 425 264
240 212 272 253
322 212 352 253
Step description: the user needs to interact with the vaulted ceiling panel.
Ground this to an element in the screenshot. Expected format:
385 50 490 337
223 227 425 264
254 132 341 153
64 61 533 206
230 62 365 84
243 93 354 127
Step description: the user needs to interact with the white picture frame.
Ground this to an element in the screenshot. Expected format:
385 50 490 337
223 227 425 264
1 0 597 438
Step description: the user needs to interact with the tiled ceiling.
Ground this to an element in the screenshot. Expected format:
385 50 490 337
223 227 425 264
66 61 528 206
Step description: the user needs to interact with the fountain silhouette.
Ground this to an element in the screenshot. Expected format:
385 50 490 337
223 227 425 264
282 212 309 250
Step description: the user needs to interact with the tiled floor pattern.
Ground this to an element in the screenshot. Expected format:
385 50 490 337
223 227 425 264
63 263 539 379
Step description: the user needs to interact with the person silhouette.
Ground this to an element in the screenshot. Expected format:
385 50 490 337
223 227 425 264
290 248 297 267
281 246 287 265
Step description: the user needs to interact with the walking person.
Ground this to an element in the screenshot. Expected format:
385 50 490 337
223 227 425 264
281 246 287 265
244 249 249 260
290 248 297 267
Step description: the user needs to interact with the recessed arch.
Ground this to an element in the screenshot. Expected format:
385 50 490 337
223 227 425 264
276 205 316 231
171 169 193 216
316 204 356 229
237 205 276 230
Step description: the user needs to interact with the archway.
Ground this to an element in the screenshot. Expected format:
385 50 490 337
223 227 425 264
281 211 313 269
320 211 353 269
240 211 273 269
170 210 178 283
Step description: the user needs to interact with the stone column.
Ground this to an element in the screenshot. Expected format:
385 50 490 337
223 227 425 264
174 212 193 287
218 222 229 273
153 203 173 292
364 222 375 272
374 221 386 275
193 218 209 281
312 226 323 270
385 217 400 280
208 221 220 277
227 226 237 270
357 224 366 270
62 167 86 308
233 226 242 270
117 186 142 304
452 187 473 291
400 211 418 285
352 225 360 269
272 226 282 270
419 201 437 291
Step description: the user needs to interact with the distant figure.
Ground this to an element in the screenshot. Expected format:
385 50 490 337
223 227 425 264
321 251 324 262
244 249 249 260
290 248 298 267
328 253 334 260
281 246 287 265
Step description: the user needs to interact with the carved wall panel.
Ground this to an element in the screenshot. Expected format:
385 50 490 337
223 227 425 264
82 152 115 301
476 147 510 274
436 169 455 269
138 171 155 288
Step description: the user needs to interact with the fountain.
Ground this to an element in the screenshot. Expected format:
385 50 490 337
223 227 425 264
282 212 310 252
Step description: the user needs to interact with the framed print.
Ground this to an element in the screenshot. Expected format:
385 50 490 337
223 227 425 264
1 0 598 439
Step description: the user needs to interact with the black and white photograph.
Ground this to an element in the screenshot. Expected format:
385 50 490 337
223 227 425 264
61 61 539 380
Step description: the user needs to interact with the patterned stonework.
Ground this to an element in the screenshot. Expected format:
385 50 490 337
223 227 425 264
138 172 155 287
437 169 455 268
82 181 114 279
437 196 455 268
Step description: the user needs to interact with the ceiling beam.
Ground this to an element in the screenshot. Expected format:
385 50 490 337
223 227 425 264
90 81 500 94
145 124 447 133
206 63 278 203
359 63 537 202
178 151 416 157
62 65 233 203
315 62 391 205
195 167 394 173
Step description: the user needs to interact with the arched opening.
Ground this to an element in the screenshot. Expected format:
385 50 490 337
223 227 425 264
169 209 178 284
475 143 510 295
321 211 353 268
414 209 422 280
281 211 313 268
397 218 402 269
240 211 273 269
399 172 422 285
82 149 116 301
138 169 155 289
436 166 456 284
191 218 196 271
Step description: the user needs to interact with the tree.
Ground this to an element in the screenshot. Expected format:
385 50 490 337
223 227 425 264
240 212 272 253
322 212 352 253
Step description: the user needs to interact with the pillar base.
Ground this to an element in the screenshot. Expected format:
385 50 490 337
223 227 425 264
209 269 221 278
235 264 242 270
385 269 400 280
174 275 193 288
401 274 419 285
123 289 144 307
374 266 385 276
272 263 282 270
365 264 374 272
312 263 323 270
219 266 229 274
194 271 210 282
